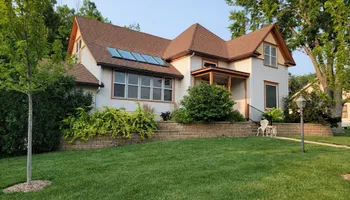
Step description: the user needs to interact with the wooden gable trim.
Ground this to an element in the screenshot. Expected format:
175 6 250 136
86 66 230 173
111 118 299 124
67 17 78 55
255 24 296 67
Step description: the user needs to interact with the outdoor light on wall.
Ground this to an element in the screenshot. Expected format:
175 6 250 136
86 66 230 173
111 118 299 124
296 96 306 153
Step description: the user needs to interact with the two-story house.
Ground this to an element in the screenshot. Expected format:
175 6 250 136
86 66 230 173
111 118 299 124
67 16 296 121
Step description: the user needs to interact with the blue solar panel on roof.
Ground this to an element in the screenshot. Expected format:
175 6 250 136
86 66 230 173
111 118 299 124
142 54 158 65
153 56 166 65
131 52 146 62
107 47 121 58
117 49 136 60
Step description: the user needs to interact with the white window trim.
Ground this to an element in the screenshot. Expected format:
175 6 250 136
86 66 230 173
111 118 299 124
113 70 173 102
264 44 277 67
264 82 279 110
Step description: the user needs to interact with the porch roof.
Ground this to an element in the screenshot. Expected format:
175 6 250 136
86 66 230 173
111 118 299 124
191 67 250 79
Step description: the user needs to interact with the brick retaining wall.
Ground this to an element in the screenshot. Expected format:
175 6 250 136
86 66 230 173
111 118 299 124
273 123 332 136
59 122 332 150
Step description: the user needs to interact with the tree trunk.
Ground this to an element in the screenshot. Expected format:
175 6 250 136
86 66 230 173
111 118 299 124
331 88 343 132
27 92 33 185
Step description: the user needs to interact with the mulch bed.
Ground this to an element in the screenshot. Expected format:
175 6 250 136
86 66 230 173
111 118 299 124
3 180 51 193
342 174 350 181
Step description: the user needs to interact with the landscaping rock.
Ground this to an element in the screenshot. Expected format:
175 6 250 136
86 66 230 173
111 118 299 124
3 180 51 193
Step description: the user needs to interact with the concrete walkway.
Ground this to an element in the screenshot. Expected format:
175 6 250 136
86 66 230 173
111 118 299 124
276 136 350 149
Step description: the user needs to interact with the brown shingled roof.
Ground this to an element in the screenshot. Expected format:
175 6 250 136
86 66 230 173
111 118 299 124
226 24 274 59
163 23 228 59
74 16 183 78
66 63 100 87
69 17 295 76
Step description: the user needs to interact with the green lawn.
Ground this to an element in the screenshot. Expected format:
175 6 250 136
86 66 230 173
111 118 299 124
1 137 350 200
288 129 350 146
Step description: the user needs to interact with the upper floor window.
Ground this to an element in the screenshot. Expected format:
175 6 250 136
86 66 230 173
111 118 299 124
264 44 277 67
265 81 278 109
76 39 82 53
113 71 173 102
203 60 217 68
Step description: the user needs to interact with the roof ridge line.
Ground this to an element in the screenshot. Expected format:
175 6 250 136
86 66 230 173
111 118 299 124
188 23 199 50
75 16 172 42
226 24 274 42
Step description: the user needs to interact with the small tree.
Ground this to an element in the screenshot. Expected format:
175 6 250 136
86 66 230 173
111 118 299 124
172 83 244 123
0 0 64 184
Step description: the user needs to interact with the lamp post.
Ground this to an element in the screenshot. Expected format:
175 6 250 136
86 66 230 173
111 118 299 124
296 96 306 153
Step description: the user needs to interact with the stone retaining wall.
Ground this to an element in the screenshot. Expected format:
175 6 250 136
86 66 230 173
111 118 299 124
273 123 332 136
59 122 332 150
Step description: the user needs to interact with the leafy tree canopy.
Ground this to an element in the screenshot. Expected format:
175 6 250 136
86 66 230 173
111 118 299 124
289 73 317 95
226 0 350 119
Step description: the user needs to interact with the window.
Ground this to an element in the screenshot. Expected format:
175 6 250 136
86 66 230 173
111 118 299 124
153 56 166 65
203 60 217 68
107 47 122 58
343 105 348 118
114 71 126 98
76 39 82 53
117 49 136 60
264 44 277 67
141 54 158 65
265 81 278 109
132 52 146 62
113 71 173 102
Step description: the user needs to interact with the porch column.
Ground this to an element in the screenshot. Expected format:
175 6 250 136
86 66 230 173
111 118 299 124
227 75 231 91
209 72 213 85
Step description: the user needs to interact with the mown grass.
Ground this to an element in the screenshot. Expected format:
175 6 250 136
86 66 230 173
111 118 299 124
288 129 350 146
1 137 350 200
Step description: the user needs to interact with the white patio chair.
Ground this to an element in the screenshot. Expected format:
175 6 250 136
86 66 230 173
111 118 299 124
256 119 269 136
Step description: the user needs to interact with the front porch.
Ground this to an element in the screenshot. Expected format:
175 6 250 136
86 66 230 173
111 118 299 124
191 67 250 118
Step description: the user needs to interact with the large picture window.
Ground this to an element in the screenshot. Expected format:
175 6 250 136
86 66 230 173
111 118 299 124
264 44 277 67
113 71 173 102
265 81 278 109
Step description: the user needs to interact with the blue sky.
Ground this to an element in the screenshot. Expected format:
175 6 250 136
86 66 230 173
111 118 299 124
59 0 314 75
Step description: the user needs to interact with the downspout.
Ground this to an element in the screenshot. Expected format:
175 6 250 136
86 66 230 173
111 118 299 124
94 65 102 108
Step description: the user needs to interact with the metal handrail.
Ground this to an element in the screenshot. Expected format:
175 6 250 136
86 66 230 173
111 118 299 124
247 104 265 125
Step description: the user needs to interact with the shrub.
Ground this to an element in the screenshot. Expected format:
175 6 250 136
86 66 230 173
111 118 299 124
283 90 332 124
0 75 93 157
228 110 245 122
160 111 172 121
62 102 157 143
142 104 155 115
172 83 241 123
171 108 194 123
262 108 284 123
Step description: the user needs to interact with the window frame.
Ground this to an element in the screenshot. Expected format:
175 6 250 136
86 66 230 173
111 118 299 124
112 70 174 103
342 105 348 118
76 39 82 53
263 43 278 68
264 80 279 110
202 58 218 68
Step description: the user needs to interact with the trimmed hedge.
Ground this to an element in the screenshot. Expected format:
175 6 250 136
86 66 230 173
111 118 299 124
0 75 93 157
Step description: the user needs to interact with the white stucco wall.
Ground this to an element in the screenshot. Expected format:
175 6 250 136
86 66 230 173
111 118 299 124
231 78 246 117
343 102 350 127
79 46 101 81
171 56 191 104
250 58 289 112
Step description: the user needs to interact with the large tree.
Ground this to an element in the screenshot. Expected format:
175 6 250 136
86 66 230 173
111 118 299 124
226 0 350 125
0 0 63 184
